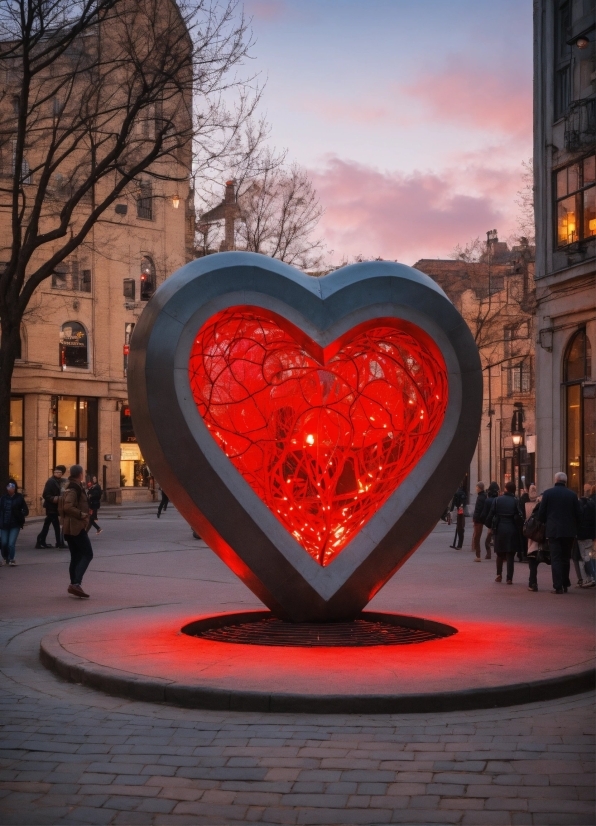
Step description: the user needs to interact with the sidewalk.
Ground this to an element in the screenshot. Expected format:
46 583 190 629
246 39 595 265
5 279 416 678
0 508 593 825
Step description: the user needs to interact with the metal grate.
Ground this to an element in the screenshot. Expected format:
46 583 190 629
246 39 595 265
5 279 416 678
191 617 445 647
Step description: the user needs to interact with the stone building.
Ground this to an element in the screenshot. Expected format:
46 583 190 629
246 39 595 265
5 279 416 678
415 235 536 494
534 0 595 494
3 4 195 512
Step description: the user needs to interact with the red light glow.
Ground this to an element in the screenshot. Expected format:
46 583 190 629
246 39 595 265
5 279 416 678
189 307 448 565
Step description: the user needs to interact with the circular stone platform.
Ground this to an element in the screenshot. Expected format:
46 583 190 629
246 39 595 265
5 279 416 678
40 604 595 713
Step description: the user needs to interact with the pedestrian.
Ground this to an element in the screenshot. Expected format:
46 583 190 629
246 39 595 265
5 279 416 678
537 472 582 595
35 465 66 548
519 484 531 562
86 476 103 535
449 484 467 549
157 486 169 518
487 480 523 584
60 465 93 599
525 485 544 592
471 481 487 561
481 481 500 559
0 480 29 566
577 483 595 587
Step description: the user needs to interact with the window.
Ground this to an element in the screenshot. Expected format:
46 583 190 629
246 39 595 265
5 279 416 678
508 361 532 395
137 179 153 220
123 278 136 300
140 256 156 301
59 321 88 369
9 396 24 489
554 2 571 119
11 138 31 185
52 262 91 292
50 396 99 477
564 329 594 494
555 154 596 247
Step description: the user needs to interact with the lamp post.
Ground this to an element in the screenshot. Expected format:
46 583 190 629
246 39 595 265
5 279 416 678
511 402 525 494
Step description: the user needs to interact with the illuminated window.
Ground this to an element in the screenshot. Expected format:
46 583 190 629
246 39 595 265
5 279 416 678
564 329 594 495
59 321 88 369
555 154 596 248
140 256 155 301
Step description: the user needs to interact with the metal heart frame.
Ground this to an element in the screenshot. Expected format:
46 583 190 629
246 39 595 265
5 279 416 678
128 252 482 622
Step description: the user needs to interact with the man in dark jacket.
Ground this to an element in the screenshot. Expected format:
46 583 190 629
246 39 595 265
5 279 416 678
0 480 29 565
537 472 583 594
35 465 66 549
60 465 92 599
472 482 487 561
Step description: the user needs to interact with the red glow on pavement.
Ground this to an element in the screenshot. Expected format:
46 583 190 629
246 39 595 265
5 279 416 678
189 307 448 565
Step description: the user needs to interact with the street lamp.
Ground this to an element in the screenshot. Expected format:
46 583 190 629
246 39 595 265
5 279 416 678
511 402 525 493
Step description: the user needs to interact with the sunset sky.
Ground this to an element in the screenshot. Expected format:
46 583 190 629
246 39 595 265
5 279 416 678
244 0 533 265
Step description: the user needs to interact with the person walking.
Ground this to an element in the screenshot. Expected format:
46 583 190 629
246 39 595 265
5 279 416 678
481 481 500 559
487 480 523 584
60 465 93 599
86 476 103 535
449 485 467 549
471 482 487 561
524 485 544 592
157 487 169 518
519 484 531 561
537 472 582 594
578 483 595 587
35 465 66 548
0 480 29 566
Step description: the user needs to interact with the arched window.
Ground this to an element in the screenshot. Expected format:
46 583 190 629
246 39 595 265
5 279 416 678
563 329 593 494
60 321 88 370
140 255 156 301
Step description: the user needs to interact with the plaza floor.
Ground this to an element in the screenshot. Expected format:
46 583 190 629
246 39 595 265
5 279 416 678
0 506 594 825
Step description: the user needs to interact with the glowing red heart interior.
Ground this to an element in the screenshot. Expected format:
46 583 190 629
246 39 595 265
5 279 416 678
189 307 448 566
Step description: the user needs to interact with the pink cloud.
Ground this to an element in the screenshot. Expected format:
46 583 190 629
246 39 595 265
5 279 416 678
244 0 287 21
401 56 532 138
310 157 514 265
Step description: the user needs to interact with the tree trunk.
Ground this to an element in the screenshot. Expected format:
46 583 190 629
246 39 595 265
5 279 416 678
0 319 21 488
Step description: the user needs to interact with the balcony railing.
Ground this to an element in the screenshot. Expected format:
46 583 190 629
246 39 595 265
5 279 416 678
564 96 596 152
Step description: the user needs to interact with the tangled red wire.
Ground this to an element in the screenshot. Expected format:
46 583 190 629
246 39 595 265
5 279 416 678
189 307 448 566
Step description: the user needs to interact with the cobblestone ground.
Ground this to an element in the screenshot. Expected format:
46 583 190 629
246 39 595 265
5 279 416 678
0 508 594 825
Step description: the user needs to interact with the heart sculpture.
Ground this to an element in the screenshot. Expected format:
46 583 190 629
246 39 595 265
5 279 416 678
128 252 482 621
188 308 448 566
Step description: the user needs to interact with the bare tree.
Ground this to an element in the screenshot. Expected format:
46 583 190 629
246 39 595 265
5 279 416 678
0 0 257 483
199 161 325 269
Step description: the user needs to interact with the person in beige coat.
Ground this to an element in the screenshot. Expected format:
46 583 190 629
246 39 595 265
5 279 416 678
60 465 93 598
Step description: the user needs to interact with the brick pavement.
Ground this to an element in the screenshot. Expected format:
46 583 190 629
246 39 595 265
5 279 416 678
0 509 594 825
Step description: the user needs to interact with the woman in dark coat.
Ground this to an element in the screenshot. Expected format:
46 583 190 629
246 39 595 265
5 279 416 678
0 480 29 566
487 480 523 584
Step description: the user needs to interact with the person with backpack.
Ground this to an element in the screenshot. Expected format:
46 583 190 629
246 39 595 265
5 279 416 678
487 480 524 584
60 465 93 599
0 480 29 566
35 465 66 549
86 476 103 534
481 481 500 559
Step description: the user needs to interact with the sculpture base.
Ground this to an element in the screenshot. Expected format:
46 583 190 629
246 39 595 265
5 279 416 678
40 604 594 713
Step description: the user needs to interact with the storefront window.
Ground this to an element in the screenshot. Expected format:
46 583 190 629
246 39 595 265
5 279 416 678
9 396 24 488
120 404 151 487
51 396 98 477
564 330 593 494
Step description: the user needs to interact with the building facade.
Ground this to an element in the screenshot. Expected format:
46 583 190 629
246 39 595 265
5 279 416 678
534 0 596 494
3 5 195 512
415 235 537 495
